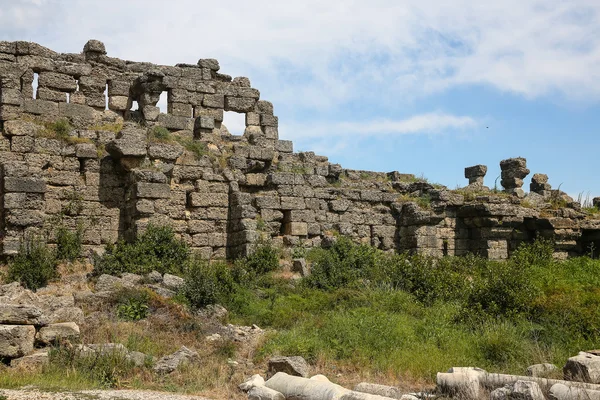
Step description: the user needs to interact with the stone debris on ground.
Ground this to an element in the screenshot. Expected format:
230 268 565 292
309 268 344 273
153 345 199 374
267 356 310 378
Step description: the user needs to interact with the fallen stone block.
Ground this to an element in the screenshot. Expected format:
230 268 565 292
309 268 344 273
354 383 403 399
249 385 285 400
0 304 43 325
240 374 266 392
0 324 35 358
36 322 80 344
527 363 558 377
268 356 310 378
564 352 600 383
154 345 199 374
10 349 49 369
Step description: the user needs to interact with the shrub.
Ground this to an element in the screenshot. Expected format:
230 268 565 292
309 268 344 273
305 236 380 290
240 240 280 276
55 225 82 262
7 236 58 291
92 225 189 276
116 289 150 321
181 260 235 309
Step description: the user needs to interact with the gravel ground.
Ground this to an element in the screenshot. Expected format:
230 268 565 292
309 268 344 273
0 388 212 400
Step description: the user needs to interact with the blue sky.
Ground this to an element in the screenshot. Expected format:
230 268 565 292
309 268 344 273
2 0 600 199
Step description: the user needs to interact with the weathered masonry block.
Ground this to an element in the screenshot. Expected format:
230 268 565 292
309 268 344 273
0 40 598 261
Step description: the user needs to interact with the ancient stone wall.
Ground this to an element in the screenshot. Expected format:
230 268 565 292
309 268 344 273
1 40 599 260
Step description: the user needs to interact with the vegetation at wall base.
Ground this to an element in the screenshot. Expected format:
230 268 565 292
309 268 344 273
92 224 189 276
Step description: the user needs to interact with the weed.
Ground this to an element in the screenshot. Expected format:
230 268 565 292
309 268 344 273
47 119 72 140
7 236 58 291
55 225 83 262
181 260 235 309
89 122 124 134
148 126 172 142
62 192 84 216
116 289 150 321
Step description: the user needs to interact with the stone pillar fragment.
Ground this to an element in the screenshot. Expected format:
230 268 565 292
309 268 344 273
500 157 530 198
464 165 487 187
530 173 551 197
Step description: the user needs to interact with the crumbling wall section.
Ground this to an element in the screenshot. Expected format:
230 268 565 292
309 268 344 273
1 40 599 260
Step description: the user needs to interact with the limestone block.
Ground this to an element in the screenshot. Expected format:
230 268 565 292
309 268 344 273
268 356 310 378
281 197 306 210
194 106 223 121
4 120 42 136
148 143 184 161
105 138 146 158
23 99 59 116
0 105 22 120
564 352 600 383
261 114 278 127
58 102 95 120
263 126 279 139
4 193 44 210
55 61 92 77
246 112 260 126
225 96 256 112
196 116 215 130
0 88 23 105
0 41 16 54
0 304 43 324
0 325 35 358
4 177 46 193
198 58 220 71
143 105 160 121
189 192 229 207
108 95 129 111
83 39 106 54
249 386 286 400
168 102 193 117
43 307 84 326
526 363 557 377
157 114 193 131
36 322 80 345
75 143 98 159
136 182 171 199
107 80 131 96
284 222 308 236
276 140 293 153
162 274 185 291
154 345 199 374
37 87 68 103
202 94 224 108
10 350 49 369
38 72 77 92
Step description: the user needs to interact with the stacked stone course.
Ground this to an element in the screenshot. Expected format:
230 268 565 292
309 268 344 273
0 40 599 261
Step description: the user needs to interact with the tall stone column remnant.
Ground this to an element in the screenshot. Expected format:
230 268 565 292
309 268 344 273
500 157 530 198
464 165 487 189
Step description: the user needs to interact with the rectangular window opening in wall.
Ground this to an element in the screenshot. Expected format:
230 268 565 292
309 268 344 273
158 91 167 114
130 100 139 111
32 72 39 99
66 93 70 103
75 79 80 92
191 106 196 119
222 111 245 136
104 83 109 110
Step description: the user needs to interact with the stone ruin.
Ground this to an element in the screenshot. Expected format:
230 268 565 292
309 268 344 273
0 39 600 261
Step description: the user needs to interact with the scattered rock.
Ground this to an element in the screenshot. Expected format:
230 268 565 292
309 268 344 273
95 274 131 292
267 356 310 378
0 324 35 358
248 385 285 400
154 346 199 374
162 274 185 291
146 271 163 283
10 350 49 370
0 304 43 325
526 363 558 377
239 374 266 392
197 304 228 320
564 352 600 383
354 382 403 399
512 380 545 400
292 258 310 276
36 322 80 345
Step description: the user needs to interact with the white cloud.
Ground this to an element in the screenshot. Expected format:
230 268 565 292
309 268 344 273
282 112 479 140
1 1 600 110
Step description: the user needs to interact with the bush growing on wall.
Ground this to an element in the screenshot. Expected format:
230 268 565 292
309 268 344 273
92 225 189 276
7 236 58 291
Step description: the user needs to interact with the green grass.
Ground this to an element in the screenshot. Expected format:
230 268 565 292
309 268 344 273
219 238 600 381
